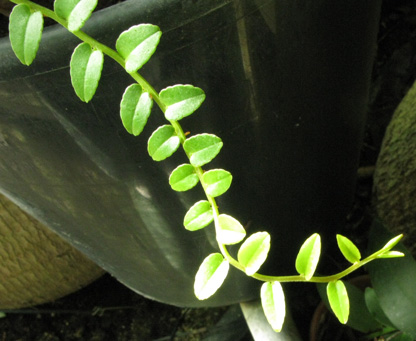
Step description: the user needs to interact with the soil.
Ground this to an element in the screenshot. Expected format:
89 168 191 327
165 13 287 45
1 0 416 340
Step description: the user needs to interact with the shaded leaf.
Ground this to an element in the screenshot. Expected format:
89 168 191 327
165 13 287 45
261 281 286 332
9 4 43 65
202 169 232 197
238 232 271 276
120 84 153 136
183 134 223 167
336 234 361 264
70 42 104 102
116 24 161 73
295 233 321 280
194 253 229 300
327 280 349 324
169 164 199 192
216 214 246 245
183 200 213 231
364 287 395 328
160 85 205 121
147 125 180 161
54 0 97 32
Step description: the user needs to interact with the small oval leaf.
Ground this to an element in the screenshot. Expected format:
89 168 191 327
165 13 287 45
120 84 153 136
202 169 232 197
160 85 206 121
184 200 214 231
147 125 180 161
261 281 286 332
381 234 403 252
295 233 321 280
336 235 361 264
169 164 199 192
327 280 350 324
216 214 246 245
116 24 161 73
54 0 98 32
183 134 223 167
238 232 271 276
70 42 104 102
9 4 43 66
377 250 405 259
194 253 229 300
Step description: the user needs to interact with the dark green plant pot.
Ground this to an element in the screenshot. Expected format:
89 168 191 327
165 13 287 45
0 0 381 307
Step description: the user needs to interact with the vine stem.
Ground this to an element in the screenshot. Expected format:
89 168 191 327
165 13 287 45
10 0 399 286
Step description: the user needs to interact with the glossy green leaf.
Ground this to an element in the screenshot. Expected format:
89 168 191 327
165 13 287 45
183 134 223 167
9 4 43 66
364 287 395 328
183 200 213 231
336 234 361 264
54 0 97 32
327 280 349 324
216 214 246 245
169 164 199 192
120 84 153 136
367 219 416 337
202 169 232 197
295 233 321 280
147 125 180 161
194 253 229 300
160 85 206 121
116 24 161 73
238 232 271 276
70 42 104 102
261 281 286 332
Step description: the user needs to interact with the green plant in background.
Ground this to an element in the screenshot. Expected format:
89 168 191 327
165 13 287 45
7 0 405 332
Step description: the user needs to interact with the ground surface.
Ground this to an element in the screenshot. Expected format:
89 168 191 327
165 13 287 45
1 0 416 340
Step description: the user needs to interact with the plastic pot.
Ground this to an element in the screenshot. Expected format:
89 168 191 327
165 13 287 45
0 0 381 307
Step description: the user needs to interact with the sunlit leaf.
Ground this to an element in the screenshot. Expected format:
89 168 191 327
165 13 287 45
377 251 405 259
120 84 153 136
169 164 199 192
380 234 403 252
327 280 349 324
183 134 223 167
261 281 286 332
9 4 43 65
216 214 246 245
54 0 97 32
183 200 213 231
238 232 271 276
70 42 104 102
116 24 161 73
160 85 205 121
147 125 180 161
202 169 232 197
295 233 321 280
194 253 229 300
336 234 361 264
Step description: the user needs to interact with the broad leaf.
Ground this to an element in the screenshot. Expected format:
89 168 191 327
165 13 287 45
238 232 271 276
183 200 213 231
70 42 104 102
9 4 43 66
327 280 349 324
120 84 153 136
216 214 246 245
194 253 229 300
116 24 161 73
202 169 232 197
261 281 286 332
54 0 97 32
147 125 180 161
336 234 361 264
295 233 321 280
183 134 223 167
160 85 206 121
364 287 395 328
169 164 199 192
